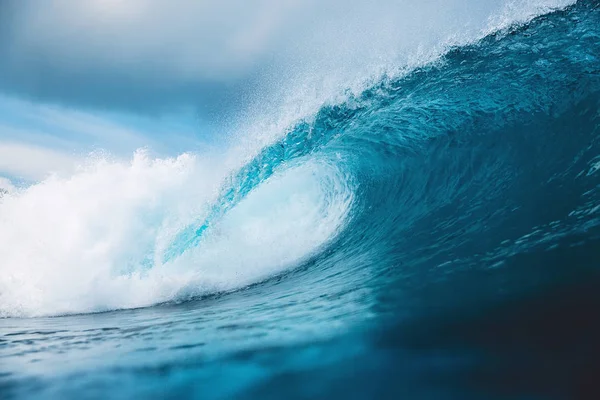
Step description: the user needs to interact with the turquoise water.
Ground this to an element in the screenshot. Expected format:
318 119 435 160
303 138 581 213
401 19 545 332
2 1 600 398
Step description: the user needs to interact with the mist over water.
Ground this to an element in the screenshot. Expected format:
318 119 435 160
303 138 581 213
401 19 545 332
1 1 600 399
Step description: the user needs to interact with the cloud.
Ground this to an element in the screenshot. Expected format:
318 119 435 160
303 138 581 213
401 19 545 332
0 94 208 182
11 0 305 80
0 94 164 157
0 142 79 181
0 0 310 115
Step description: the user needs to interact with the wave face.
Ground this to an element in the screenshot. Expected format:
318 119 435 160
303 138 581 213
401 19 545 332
1 1 600 399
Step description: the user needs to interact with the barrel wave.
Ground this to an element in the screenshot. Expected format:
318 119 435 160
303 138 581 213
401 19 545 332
1 1 600 399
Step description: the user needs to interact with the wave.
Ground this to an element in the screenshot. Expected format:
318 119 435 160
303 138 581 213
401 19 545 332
1 0 599 318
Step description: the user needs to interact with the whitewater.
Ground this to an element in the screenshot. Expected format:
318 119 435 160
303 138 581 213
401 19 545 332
2 1 600 399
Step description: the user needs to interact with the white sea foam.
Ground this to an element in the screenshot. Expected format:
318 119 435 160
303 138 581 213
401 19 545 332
0 151 352 317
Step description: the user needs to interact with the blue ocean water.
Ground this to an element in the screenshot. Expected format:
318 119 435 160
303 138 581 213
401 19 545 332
1 1 600 399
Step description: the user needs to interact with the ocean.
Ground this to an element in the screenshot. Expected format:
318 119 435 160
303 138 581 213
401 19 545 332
1 1 600 398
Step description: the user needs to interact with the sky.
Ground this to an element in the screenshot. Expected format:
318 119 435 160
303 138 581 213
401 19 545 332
0 0 574 187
